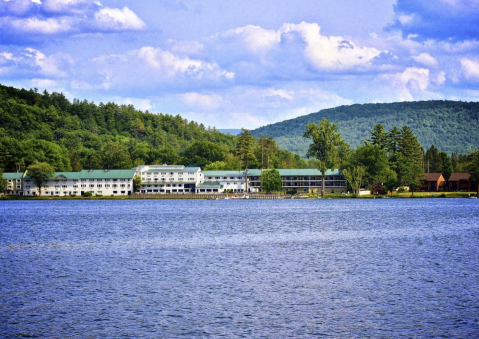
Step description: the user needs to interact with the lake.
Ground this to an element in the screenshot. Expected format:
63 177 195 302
1 199 478 338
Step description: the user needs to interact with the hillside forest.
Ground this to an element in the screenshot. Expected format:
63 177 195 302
252 101 479 156
0 84 307 174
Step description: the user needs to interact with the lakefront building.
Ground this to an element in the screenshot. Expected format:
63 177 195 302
136 165 202 194
22 169 136 196
200 169 346 194
3 166 347 196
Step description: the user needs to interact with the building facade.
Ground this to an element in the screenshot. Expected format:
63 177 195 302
2 166 347 196
21 169 136 196
136 165 202 194
3 172 25 195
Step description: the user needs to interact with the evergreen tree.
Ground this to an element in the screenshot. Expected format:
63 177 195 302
0 169 7 193
236 129 256 193
438 151 453 180
465 150 479 194
365 124 387 149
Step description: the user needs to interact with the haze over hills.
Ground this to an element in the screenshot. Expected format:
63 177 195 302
251 101 479 156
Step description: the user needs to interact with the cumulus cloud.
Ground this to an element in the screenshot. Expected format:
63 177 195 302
0 0 145 41
216 22 384 71
461 58 479 81
379 67 431 101
0 47 73 78
93 6 146 31
390 0 479 41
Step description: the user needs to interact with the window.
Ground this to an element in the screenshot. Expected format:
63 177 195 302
62 185 67 188
90 184 95 188
81 184 86 188
169 178 174 181
73 185 78 188
97 184 102 188
105 184 110 188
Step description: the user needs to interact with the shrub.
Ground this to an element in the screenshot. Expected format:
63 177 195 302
83 191 92 197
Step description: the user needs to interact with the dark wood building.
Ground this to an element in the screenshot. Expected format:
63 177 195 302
419 173 446 192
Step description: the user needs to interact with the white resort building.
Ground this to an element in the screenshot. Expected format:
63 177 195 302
136 165 202 194
13 169 136 196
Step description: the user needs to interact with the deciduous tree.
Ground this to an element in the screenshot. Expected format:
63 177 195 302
303 119 346 198
259 169 283 193
27 161 54 196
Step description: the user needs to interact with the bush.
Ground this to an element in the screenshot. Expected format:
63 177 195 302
83 191 92 197
71 194 76 197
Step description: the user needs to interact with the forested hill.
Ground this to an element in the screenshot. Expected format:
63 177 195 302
251 101 479 156
0 84 308 173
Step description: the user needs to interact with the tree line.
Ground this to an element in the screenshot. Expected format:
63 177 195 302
303 119 479 197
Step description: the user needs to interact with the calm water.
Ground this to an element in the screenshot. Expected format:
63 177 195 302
1 199 478 338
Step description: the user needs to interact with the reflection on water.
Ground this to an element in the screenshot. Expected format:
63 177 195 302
1 199 478 338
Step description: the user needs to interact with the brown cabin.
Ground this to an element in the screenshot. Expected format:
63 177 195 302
419 173 446 192
447 173 476 192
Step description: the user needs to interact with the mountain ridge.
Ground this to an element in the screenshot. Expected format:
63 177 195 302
251 100 479 156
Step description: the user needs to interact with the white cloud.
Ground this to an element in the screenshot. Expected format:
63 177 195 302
181 92 223 110
380 67 430 101
10 16 72 34
433 71 446 85
280 22 383 70
217 22 384 71
93 6 146 31
264 88 294 100
136 46 233 80
461 58 479 80
23 47 73 77
412 53 438 67
221 25 280 53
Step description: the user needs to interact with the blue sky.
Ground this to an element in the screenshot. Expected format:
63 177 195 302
1 0 479 129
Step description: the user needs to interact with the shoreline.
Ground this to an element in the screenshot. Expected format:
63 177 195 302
1 192 477 201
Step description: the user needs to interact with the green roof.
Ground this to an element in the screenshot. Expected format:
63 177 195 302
204 169 341 177
203 171 244 177
197 182 224 188
24 172 80 180
2 172 24 179
80 169 136 179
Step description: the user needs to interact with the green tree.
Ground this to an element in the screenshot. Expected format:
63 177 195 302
425 144 441 173
133 175 142 192
364 124 387 149
0 169 7 193
259 169 283 193
438 151 453 180
465 150 479 194
237 129 256 193
183 141 227 168
342 166 366 197
69 149 82 172
204 161 227 171
303 119 346 198
27 161 54 196
353 144 390 187
101 141 133 169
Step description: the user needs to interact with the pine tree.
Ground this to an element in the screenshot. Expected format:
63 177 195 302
236 129 255 193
